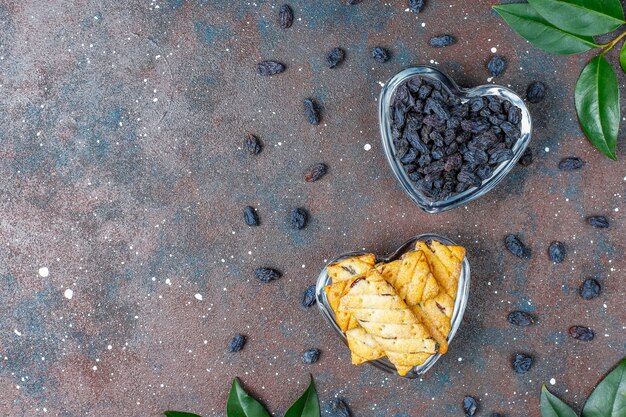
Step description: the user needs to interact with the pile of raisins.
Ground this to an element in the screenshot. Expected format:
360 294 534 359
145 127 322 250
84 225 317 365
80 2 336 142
391 76 523 201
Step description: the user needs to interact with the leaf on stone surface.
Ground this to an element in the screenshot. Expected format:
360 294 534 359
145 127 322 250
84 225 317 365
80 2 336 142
528 0 625 36
492 3 599 55
541 386 577 417
164 412 203 417
620 41 626 74
226 378 271 417
284 377 320 417
581 357 626 417
574 55 620 160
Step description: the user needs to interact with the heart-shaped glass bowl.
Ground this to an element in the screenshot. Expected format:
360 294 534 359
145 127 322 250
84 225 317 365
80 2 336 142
379 66 532 214
315 233 470 378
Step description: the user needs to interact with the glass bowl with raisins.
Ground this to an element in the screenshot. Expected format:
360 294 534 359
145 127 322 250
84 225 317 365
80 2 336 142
379 66 532 213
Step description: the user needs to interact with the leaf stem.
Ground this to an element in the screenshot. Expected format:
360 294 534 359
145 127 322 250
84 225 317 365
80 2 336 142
599 30 626 56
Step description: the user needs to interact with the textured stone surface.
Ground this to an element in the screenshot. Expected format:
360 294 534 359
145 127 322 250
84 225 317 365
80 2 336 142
0 1 624 416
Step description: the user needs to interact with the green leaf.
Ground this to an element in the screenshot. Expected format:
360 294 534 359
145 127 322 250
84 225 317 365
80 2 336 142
284 377 320 417
620 41 626 74
575 55 620 160
164 412 203 417
582 357 626 417
226 378 271 417
493 3 600 55
541 385 577 417
527 0 625 36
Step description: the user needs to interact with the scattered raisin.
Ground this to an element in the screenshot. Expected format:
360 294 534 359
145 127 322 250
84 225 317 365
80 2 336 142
244 133 262 155
346 0 362 4
228 334 246 352
243 206 259 226
568 326 594 341
278 4 293 29
491 414 504 417
579 278 601 300
430 34 456 48
512 353 533 374
255 267 281 283
548 241 566 263
302 348 321 364
304 163 327 182
504 234 530 258
301 284 317 307
587 216 609 228
558 157 584 171
372 47 390 63
327 47 345 68
330 398 351 417
303 98 321 125
526 81 547 103
463 396 478 417
291 207 308 229
487 55 506 77
519 147 533 166
257 60 285 76
408 0 425 13
507 311 534 326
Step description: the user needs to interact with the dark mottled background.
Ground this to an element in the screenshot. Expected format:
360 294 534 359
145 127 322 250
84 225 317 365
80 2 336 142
0 0 624 416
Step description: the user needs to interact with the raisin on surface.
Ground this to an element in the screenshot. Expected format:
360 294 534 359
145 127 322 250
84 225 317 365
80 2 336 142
346 0 362 4
291 207 308 229
301 284 316 307
228 335 246 352
408 0 425 13
330 398 351 417
519 147 533 166
579 278 601 300
463 396 478 417
257 60 285 76
372 47 390 63
302 348 321 364
327 47 345 68
504 234 530 258
304 163 327 182
559 157 584 171
548 241 566 263
569 326 594 341
430 34 456 48
513 353 533 374
255 267 281 283
587 216 609 228
526 81 547 103
303 98 321 125
244 133 262 155
487 55 506 77
278 4 293 28
243 206 259 226
507 311 534 326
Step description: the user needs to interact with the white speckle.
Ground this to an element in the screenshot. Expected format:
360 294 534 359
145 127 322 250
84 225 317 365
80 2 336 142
13 329 22 336
491 47 497 53
64 289 73 299
92 366 98 371
545 147 550 152
38 267 49 277
458 357 463 362
550 378 556 385
165 278 172 286
377 81 385 87
421 22 426 27
107 345 112 350
194 293 203 301
364 143 372 151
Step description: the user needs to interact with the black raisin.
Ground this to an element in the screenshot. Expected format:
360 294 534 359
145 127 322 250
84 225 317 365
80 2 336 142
587 216 609 228
489 148 513 164
255 267 281 283
303 98 321 125
430 34 456 48
508 106 522 125
228 334 246 352
301 284 316 307
346 0 362 4
291 207 308 229
304 163 327 182
330 398 351 417
519 147 533 167
512 353 533 374
526 81 547 103
327 47 345 68
507 311 535 326
491 414 504 417
504 234 530 258
408 0 425 13
487 55 506 77
244 133 262 155
372 47 390 63
243 206 259 226
476 165 493 180
558 157 584 171
278 4 293 29
257 60 285 76
302 348 321 364
548 241 566 263
463 396 478 417
457 170 482 187
569 326 594 341
579 278 601 300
